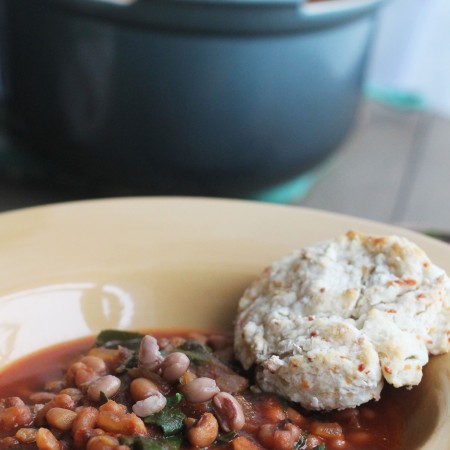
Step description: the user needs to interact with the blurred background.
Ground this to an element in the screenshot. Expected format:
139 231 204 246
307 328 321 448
0 0 449 232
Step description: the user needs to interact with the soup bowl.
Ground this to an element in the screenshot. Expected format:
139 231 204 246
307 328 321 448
0 197 448 449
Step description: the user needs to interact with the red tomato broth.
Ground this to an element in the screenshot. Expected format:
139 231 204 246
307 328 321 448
0 331 404 450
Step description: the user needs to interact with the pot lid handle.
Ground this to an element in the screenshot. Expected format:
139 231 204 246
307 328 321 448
89 0 137 5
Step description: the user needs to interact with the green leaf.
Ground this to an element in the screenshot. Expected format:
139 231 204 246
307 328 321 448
144 394 186 436
95 329 145 350
216 431 237 444
165 392 183 408
313 444 327 450
99 391 109 405
115 351 139 374
119 435 182 450
176 340 212 365
295 432 308 449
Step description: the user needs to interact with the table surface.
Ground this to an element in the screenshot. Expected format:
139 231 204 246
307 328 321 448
0 99 448 233
297 100 450 232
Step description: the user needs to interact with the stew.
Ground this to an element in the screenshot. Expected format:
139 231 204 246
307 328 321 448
0 330 403 450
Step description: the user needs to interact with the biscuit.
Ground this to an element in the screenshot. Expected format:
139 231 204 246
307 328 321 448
234 231 450 410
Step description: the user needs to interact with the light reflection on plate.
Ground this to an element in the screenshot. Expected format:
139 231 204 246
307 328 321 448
0 282 136 363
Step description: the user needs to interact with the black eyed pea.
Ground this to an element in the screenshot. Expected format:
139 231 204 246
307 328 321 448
87 375 121 402
160 352 190 383
187 412 219 448
132 392 167 417
211 392 245 432
138 335 164 372
180 377 220 403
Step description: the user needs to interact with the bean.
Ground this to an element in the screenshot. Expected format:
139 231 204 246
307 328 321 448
29 392 56 404
59 388 84 405
138 335 163 372
132 392 167 417
273 430 295 450
53 394 75 409
0 405 33 429
332 438 347 448
72 408 101 450
35 394 75 426
35 428 60 450
260 396 286 423
284 423 302 441
286 407 307 427
232 435 261 450
80 356 107 374
75 367 100 388
99 400 127 415
15 428 38 444
46 407 78 431
272 424 302 450
181 377 220 403
259 422 302 450
129 378 160 402
211 392 245 432
0 437 19 447
66 362 88 385
73 428 104 450
5 397 25 407
187 412 219 448
72 406 99 434
310 421 343 439
305 435 323 449
87 375 121 402
258 423 277 448
44 380 66 393
161 352 190 383
87 347 122 368
97 408 147 435
86 435 120 450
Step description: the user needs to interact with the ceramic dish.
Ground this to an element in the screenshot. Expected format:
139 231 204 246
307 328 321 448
0 197 448 449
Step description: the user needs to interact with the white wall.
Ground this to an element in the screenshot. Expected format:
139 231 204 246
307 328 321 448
367 0 450 117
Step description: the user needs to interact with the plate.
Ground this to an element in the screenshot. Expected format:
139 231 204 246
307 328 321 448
0 197 448 449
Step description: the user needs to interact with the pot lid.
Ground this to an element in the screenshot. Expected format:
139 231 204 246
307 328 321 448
35 0 387 34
